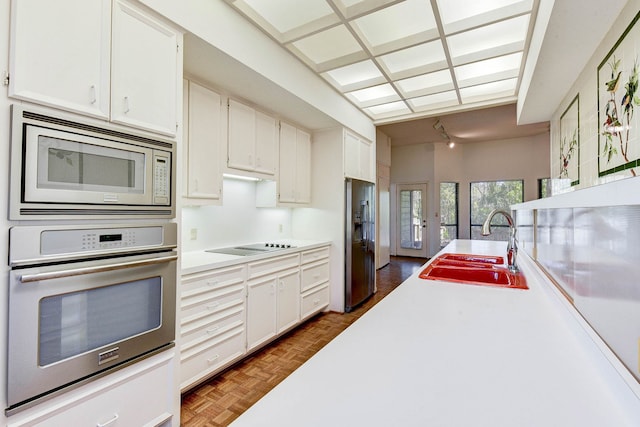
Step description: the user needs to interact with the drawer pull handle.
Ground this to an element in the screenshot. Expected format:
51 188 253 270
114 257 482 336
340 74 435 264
207 280 219 287
207 354 220 364
313 299 320 306
207 302 220 310
313 274 320 279
206 325 221 334
97 414 119 427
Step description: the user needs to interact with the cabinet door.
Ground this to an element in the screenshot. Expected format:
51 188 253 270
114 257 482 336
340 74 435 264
277 269 300 333
359 138 374 182
185 81 222 201
296 129 312 204
344 130 361 179
246 276 277 351
254 111 277 175
111 0 179 136
9 0 111 118
344 131 373 181
278 122 297 203
228 100 256 171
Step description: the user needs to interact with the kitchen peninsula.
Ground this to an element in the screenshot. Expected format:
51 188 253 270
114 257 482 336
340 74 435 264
229 240 640 426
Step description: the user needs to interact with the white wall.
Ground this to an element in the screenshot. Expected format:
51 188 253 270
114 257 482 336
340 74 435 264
0 0 11 417
550 0 640 190
376 129 391 269
390 143 438 257
390 133 550 257
293 128 345 311
181 179 293 252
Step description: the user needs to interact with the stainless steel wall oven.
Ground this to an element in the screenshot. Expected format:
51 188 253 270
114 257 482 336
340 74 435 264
9 104 175 219
6 223 177 414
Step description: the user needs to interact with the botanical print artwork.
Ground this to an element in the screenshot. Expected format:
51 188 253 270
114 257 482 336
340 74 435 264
559 94 579 185
598 12 640 177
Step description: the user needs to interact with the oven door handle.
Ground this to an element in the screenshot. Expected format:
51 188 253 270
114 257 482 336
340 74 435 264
19 254 178 283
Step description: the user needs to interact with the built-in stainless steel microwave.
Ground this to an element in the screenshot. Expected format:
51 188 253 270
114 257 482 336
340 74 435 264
9 104 175 219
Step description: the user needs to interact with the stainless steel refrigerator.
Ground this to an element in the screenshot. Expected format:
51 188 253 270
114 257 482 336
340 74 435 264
345 178 375 312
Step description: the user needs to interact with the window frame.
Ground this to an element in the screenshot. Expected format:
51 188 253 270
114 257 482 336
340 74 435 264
469 179 524 240
439 182 459 248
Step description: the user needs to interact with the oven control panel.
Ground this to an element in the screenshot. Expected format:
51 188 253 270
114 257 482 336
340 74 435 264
40 226 165 256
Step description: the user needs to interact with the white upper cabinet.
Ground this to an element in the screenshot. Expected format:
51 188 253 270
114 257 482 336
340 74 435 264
183 80 223 204
255 111 278 175
227 99 277 177
110 0 179 135
344 130 374 182
9 0 111 118
9 0 181 137
278 122 311 204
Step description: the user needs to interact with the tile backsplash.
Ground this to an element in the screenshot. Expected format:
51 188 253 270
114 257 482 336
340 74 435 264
516 206 640 382
181 179 293 253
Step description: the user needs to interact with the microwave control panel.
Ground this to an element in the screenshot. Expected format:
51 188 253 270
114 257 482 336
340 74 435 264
153 153 170 205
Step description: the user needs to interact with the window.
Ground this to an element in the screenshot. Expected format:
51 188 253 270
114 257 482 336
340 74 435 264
399 188 424 250
470 180 523 241
439 182 459 248
538 178 551 198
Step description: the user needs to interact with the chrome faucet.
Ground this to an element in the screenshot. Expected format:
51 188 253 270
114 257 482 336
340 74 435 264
481 209 518 273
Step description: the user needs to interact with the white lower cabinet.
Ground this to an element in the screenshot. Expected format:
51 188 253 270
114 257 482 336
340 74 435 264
246 253 300 351
300 247 330 320
179 265 246 390
276 268 301 333
246 275 278 351
7 351 175 427
179 245 330 391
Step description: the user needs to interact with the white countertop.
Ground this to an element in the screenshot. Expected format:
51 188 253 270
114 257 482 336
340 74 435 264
181 239 331 275
230 240 640 426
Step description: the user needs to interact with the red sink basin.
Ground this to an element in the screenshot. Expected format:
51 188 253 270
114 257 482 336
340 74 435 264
434 259 496 268
419 253 528 290
437 253 504 265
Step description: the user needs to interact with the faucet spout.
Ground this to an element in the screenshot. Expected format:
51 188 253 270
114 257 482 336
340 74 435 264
481 209 518 273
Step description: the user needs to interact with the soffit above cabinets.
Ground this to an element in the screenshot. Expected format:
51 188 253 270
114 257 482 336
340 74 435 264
224 0 538 124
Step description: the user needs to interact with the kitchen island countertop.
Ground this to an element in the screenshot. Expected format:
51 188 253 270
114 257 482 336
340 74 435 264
230 239 640 426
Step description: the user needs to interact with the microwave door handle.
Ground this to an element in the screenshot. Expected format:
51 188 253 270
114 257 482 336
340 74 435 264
19 254 178 283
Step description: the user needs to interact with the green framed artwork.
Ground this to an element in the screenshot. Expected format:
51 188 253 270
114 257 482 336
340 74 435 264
598 11 640 177
559 94 579 186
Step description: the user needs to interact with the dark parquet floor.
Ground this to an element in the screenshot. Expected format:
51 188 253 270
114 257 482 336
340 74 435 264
180 256 429 427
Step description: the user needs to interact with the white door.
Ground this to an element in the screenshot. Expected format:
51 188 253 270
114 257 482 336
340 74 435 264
396 183 428 258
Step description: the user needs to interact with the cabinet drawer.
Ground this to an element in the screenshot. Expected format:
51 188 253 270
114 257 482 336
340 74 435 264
181 302 245 346
8 351 174 427
300 260 330 292
181 282 244 323
301 284 329 320
181 264 245 295
301 246 329 264
180 325 245 391
248 253 299 279
181 265 245 319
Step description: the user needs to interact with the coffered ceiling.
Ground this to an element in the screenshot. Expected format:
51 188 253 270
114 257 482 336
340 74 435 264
223 0 539 124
